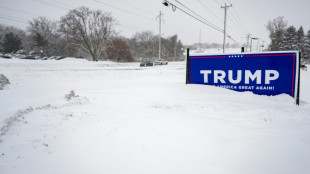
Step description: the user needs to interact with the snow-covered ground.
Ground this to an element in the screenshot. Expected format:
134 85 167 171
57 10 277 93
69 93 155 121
0 58 310 174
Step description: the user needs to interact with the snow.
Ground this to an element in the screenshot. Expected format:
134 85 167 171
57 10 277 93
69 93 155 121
0 58 310 174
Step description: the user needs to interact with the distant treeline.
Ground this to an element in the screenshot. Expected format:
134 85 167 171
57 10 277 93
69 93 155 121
0 6 184 62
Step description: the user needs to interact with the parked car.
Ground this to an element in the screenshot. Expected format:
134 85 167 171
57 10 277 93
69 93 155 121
140 61 153 67
48 56 57 60
55 56 66 60
154 59 168 65
301 64 307 71
0 54 12 59
23 56 36 60
14 54 26 59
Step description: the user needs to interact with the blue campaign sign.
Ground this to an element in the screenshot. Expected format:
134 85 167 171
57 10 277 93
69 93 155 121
187 51 300 99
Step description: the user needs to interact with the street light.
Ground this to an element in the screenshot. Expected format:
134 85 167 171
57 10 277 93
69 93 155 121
162 0 176 11
250 37 258 52
162 1 169 6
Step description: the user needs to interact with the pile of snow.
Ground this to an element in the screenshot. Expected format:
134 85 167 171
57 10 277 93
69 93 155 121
0 74 10 90
0 58 310 174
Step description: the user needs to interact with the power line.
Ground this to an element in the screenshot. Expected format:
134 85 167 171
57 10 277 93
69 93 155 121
227 11 246 37
0 6 40 17
48 0 74 8
0 14 29 24
0 17 28 24
32 0 68 10
225 0 233 5
108 0 151 15
213 0 223 6
92 0 196 44
217 0 251 43
227 10 243 31
164 1 223 33
195 0 223 22
163 0 240 44
0 14 29 22
222 0 249 34
174 0 223 32
219 0 227 5
213 0 247 38
230 7 249 33
211 1 243 44
94 0 154 21
194 0 244 42
94 0 195 43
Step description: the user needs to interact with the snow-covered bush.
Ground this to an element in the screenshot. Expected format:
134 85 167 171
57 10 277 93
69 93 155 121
65 90 79 100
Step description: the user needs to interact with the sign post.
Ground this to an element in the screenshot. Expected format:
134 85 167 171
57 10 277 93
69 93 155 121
296 52 301 105
186 50 300 104
186 48 190 84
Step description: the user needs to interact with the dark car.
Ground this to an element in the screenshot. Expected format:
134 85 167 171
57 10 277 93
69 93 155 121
140 61 153 67
300 64 307 71
23 56 36 60
0 54 12 59
55 56 66 60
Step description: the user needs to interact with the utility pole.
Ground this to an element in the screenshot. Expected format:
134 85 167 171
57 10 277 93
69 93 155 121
157 11 164 60
250 37 258 52
221 3 232 53
199 28 201 44
199 28 201 52
260 40 265 52
256 39 260 52
245 34 251 52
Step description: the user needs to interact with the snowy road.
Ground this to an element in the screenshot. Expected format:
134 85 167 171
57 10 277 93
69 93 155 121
0 58 310 174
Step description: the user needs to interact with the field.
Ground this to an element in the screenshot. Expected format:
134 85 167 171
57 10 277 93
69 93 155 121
0 58 310 174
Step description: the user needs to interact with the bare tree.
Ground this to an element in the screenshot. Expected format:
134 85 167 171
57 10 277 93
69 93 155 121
27 17 59 56
130 31 156 59
59 6 117 61
165 35 183 61
128 31 184 61
266 16 288 51
106 37 133 62
266 16 288 37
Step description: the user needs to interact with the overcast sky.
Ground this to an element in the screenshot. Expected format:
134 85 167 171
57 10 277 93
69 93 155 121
1 0 310 46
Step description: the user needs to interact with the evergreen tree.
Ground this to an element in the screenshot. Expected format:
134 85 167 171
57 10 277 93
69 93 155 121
282 26 297 50
2 32 22 53
304 30 310 60
269 30 285 51
296 26 306 58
